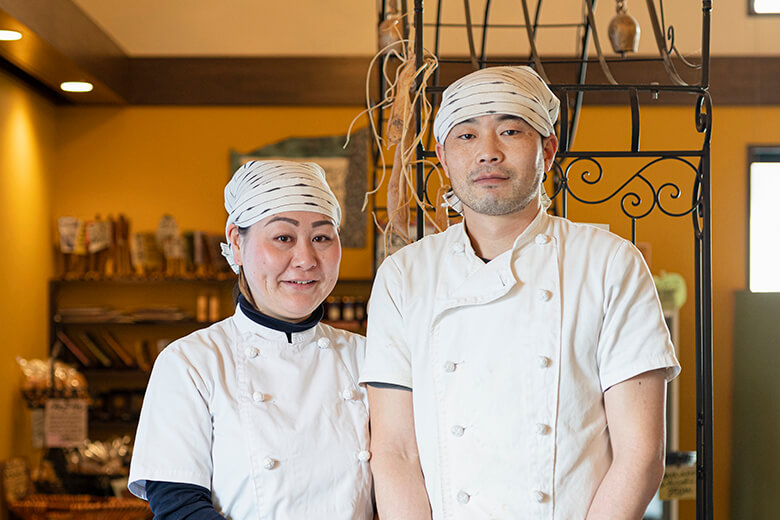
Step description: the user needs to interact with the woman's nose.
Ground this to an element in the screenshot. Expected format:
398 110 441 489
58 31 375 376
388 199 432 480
292 242 317 269
477 135 503 164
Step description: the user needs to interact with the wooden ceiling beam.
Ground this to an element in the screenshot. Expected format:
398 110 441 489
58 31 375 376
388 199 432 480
0 0 776 107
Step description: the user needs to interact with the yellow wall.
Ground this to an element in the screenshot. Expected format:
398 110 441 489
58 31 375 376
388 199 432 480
53 106 375 279
0 70 56 460
1 83 771 519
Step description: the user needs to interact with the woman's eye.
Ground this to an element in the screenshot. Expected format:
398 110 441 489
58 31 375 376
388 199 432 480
275 235 293 243
501 129 520 136
313 234 332 243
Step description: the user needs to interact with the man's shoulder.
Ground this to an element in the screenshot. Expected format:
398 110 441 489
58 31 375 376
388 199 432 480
550 215 629 248
385 223 462 265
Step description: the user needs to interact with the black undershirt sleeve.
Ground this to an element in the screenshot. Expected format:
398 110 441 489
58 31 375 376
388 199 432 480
145 481 224 519
365 382 412 391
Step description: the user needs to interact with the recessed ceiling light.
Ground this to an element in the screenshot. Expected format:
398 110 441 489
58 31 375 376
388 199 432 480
0 30 23 41
60 81 94 93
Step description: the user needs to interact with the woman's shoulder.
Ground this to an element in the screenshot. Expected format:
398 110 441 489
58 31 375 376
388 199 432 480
317 322 365 349
159 316 240 364
316 323 366 372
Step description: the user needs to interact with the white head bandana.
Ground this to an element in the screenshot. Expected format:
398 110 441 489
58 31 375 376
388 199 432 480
433 65 560 144
433 65 560 213
221 160 342 274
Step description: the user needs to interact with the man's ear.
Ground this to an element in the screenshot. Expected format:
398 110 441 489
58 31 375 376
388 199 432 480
542 134 559 172
435 142 451 179
227 224 244 266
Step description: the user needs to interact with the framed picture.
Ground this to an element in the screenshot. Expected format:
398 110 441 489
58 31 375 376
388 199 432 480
230 128 368 249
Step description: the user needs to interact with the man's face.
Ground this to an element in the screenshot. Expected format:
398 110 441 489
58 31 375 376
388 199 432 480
435 114 558 216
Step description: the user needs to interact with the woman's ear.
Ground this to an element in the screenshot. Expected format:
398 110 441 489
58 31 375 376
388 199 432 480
227 224 244 266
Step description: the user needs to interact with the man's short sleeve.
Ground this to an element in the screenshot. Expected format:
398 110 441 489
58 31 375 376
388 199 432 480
359 258 414 388
597 241 681 391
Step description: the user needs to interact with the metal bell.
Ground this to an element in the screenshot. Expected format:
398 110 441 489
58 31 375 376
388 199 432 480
608 1 640 56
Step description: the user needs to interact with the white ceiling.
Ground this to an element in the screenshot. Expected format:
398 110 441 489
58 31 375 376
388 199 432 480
70 0 779 58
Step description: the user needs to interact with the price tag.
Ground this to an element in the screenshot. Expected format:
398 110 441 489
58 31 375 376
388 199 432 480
44 399 88 448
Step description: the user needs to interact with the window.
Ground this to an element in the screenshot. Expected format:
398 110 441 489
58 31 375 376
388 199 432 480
750 0 780 14
748 147 780 292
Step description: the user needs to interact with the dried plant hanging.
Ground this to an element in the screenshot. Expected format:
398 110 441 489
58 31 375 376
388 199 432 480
346 22 444 256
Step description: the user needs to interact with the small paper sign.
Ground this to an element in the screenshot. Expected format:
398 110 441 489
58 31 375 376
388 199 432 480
58 217 86 254
86 220 112 253
659 463 697 500
44 398 88 448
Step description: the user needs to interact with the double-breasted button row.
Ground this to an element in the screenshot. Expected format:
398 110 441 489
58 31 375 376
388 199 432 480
262 450 371 471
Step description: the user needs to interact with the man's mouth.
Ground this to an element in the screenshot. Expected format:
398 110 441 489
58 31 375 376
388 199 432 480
286 280 316 285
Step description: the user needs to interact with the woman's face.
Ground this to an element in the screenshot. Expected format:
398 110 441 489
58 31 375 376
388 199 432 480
229 211 341 322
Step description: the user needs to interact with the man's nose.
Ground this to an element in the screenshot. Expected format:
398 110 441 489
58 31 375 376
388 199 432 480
477 135 503 164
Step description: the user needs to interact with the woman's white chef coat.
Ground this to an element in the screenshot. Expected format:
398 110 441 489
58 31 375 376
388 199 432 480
129 305 373 520
360 209 680 520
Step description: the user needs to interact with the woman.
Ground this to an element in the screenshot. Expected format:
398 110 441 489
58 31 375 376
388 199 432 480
129 160 373 519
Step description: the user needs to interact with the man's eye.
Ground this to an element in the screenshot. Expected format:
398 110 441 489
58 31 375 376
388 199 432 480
501 129 520 136
457 133 475 140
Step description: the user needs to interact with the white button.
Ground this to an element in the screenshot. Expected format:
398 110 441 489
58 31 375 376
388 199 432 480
535 233 550 245
341 387 357 400
457 490 470 504
317 337 330 349
451 425 465 437
537 289 552 302
262 457 276 470
357 450 371 462
245 347 259 359
443 361 456 373
536 423 550 435
538 356 552 368
452 243 465 254
531 490 546 503
252 391 266 402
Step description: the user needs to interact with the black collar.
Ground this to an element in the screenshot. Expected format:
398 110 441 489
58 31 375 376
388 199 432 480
238 293 324 343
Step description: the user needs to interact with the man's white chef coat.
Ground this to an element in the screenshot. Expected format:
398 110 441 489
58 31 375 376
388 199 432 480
129 306 373 520
360 209 680 519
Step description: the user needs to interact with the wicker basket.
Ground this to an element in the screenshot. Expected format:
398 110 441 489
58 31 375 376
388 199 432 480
69 497 152 520
9 495 151 520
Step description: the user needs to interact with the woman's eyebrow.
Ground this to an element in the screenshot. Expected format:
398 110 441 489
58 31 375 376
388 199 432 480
265 216 299 226
312 220 335 228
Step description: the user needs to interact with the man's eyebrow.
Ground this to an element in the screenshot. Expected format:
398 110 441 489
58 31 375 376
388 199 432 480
265 216 299 226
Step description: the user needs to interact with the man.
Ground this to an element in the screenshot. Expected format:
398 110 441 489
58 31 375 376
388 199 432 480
360 66 680 519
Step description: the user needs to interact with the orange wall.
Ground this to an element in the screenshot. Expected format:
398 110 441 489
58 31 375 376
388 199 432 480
0 69 56 460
